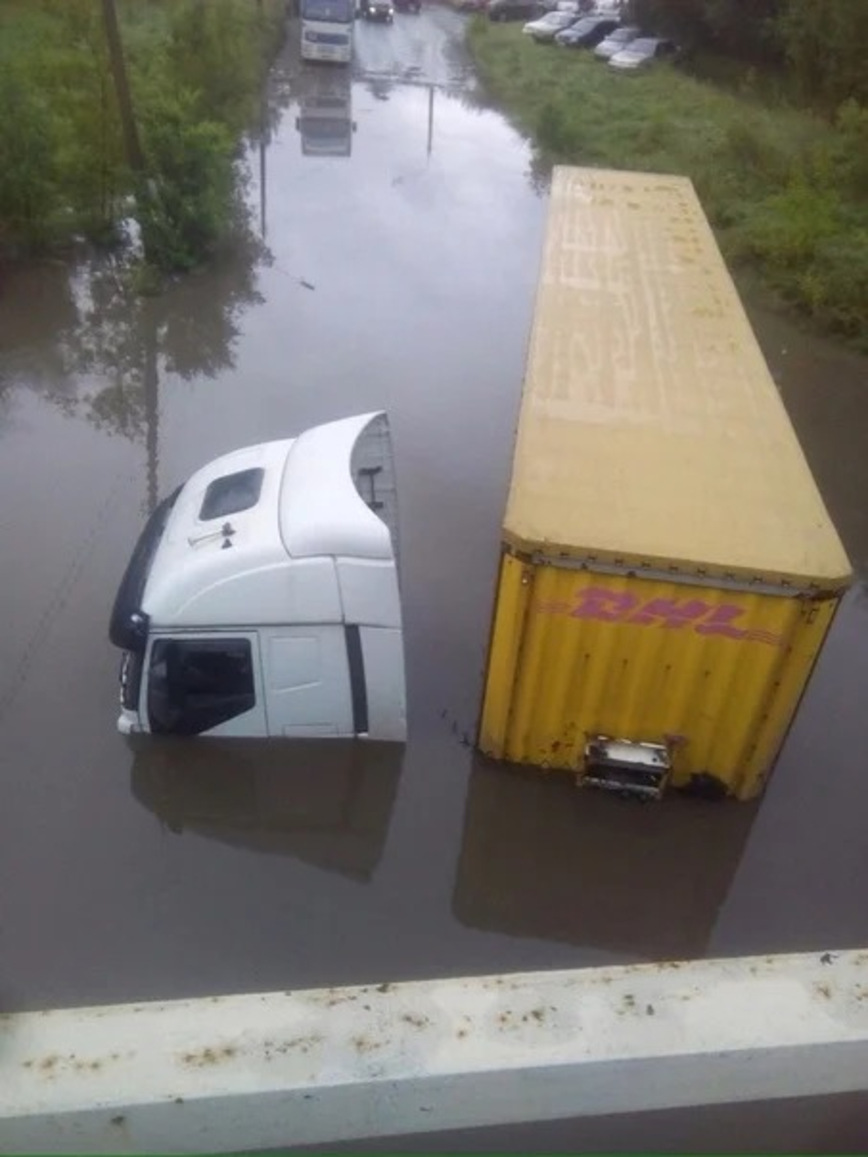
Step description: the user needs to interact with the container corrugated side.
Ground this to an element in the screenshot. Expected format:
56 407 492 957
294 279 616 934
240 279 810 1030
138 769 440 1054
479 553 839 799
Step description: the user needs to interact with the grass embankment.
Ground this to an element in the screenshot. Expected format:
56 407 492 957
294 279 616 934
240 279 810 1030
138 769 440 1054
0 0 288 271
468 19 868 350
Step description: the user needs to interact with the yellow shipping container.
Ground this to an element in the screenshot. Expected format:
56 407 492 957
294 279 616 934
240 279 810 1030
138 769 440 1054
479 167 852 800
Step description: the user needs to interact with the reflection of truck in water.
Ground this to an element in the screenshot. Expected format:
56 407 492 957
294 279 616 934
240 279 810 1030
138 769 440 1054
295 69 355 157
300 0 354 62
131 737 403 882
479 166 852 801
109 413 405 743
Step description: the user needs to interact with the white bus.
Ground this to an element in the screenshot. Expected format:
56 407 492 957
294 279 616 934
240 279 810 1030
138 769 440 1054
300 0 355 64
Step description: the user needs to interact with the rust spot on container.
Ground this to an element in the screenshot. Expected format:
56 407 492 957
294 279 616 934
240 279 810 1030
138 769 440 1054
457 1029 468 1039
111 1115 126 1127
531 1008 546 1023
40 1055 59 1072
815 983 833 1000
622 994 636 1010
376 983 394 994
174 1097 185 1105
646 1004 656 1016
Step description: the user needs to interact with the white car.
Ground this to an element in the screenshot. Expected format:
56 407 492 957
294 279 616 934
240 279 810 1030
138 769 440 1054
609 35 679 70
594 24 640 59
523 9 578 39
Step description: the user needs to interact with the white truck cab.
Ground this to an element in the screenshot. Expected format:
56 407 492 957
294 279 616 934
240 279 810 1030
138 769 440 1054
109 413 405 742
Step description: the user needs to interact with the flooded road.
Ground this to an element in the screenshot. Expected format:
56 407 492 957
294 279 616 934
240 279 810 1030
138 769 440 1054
1 1 868 1041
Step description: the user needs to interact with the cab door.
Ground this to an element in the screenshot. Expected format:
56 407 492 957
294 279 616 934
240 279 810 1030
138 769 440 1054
261 626 355 737
142 632 267 737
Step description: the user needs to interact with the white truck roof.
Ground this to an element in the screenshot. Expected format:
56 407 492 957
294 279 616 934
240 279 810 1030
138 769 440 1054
139 413 398 630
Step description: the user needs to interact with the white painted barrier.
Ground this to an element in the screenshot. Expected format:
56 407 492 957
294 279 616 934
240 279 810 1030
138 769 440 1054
2 950 867 1153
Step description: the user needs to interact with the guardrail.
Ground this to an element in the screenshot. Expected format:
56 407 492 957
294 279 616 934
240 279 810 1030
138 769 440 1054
2 949 867 1152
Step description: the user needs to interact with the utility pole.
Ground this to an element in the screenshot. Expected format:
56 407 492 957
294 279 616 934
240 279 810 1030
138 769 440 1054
100 0 145 175
427 84 434 159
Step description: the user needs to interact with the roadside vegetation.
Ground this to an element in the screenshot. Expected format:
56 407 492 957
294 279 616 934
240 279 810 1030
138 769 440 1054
0 0 287 274
468 0 868 349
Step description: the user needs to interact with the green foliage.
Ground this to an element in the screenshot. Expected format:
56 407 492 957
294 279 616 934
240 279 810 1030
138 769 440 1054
0 67 60 247
0 0 288 268
832 98 868 197
738 178 841 269
469 23 868 348
163 1 262 133
137 89 235 272
777 0 868 111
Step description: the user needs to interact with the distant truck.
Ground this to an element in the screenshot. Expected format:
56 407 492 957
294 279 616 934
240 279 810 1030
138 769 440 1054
478 166 852 801
109 413 405 743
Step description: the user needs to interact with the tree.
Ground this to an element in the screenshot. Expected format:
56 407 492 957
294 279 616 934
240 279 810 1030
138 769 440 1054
777 0 868 111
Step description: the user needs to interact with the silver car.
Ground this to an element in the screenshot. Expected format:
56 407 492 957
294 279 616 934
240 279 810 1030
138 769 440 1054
522 9 579 40
594 24 640 59
609 36 679 70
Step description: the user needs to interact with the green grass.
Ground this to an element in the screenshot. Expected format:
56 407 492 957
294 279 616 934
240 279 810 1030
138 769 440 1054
467 19 868 350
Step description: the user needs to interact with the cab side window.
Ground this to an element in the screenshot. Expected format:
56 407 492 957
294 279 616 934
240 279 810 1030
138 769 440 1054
148 638 255 735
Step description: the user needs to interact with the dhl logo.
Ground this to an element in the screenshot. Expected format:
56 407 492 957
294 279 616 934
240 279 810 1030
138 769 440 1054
537 586 784 646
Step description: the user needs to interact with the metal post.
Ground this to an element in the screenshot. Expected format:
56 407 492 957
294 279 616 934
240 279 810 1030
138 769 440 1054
100 0 144 175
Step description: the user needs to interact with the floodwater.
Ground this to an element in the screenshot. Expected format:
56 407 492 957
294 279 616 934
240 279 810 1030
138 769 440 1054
1 2 868 1057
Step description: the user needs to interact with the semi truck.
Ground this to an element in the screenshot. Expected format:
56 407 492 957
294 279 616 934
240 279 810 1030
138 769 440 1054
478 166 852 801
109 413 405 743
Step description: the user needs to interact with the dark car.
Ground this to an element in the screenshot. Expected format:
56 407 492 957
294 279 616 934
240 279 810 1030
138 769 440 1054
488 0 540 22
361 0 394 19
394 0 421 11
554 14 619 47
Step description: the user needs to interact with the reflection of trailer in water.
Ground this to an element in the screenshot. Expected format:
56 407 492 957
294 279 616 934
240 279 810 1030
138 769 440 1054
452 760 759 960
295 68 355 157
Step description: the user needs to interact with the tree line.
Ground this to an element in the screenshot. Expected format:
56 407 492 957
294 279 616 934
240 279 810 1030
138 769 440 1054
628 0 868 112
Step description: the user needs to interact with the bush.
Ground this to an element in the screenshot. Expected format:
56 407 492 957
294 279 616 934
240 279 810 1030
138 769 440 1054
0 69 61 248
138 90 236 272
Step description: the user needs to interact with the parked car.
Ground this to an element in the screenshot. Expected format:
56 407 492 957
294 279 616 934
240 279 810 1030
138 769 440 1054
363 0 395 20
553 14 618 47
593 24 640 58
524 9 580 40
488 0 541 20
394 0 421 11
537 0 591 12
609 36 679 69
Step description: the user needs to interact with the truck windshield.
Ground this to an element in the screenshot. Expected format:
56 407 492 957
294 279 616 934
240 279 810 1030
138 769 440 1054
301 0 354 21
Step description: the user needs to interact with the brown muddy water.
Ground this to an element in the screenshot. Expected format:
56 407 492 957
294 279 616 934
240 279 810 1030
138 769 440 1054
1 6 867 1055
